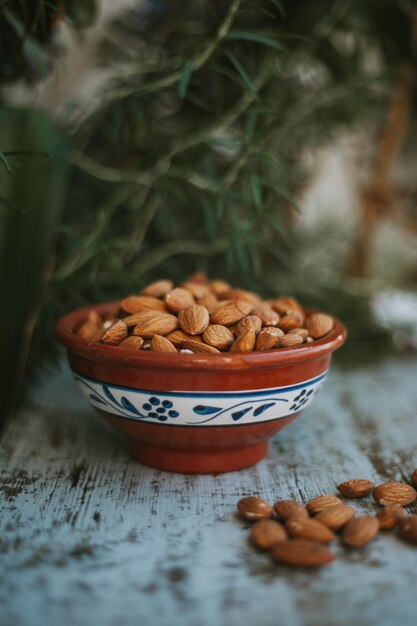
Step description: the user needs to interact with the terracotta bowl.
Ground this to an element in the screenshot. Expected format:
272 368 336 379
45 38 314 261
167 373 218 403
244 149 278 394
56 302 346 474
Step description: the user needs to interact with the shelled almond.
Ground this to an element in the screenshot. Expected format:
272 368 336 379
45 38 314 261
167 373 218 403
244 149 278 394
75 273 335 352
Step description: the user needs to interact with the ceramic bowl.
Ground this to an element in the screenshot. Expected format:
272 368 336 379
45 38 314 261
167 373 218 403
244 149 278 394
56 302 346 474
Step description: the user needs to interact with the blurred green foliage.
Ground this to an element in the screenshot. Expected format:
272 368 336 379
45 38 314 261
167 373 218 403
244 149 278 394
2 0 416 370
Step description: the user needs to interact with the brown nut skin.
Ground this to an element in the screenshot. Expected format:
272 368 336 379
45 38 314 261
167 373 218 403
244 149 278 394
270 296 303 316
219 288 262 305
178 304 210 335
210 300 252 326
237 496 273 521
120 295 166 314
273 500 309 522
376 505 406 530
271 539 335 567
151 335 177 353
278 333 304 348
277 314 303 332
336 479 375 498
210 279 231 295
165 287 195 313
101 320 128 345
250 519 287 549
306 312 334 338
166 329 203 347
141 279 173 298
285 517 336 544
399 515 417 545
373 482 417 506
255 330 278 351
230 329 256 352
315 504 356 531
117 336 144 350
181 340 221 354
342 515 379 547
202 325 234 350
412 469 417 489
237 315 263 335
306 495 341 515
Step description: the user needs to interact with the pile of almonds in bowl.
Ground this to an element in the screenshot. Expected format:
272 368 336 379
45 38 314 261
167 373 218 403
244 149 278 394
76 272 334 353
237 472 417 567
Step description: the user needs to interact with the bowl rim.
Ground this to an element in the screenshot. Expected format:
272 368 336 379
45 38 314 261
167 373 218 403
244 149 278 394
56 301 347 371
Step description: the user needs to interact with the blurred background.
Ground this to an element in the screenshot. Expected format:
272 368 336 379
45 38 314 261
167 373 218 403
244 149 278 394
1 0 416 424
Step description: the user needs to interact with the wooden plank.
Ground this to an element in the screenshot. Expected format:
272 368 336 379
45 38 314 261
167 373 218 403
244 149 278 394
1 357 417 626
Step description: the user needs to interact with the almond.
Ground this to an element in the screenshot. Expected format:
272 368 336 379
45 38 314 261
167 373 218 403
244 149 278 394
186 271 210 284
219 288 262 304
373 482 417 506
181 340 221 354
87 310 102 326
263 326 284 338
132 312 179 337
178 305 210 335
210 300 252 326
376 505 406 530
141 279 173 298
230 329 256 352
271 539 335 567
165 329 203 347
165 288 195 313
278 333 304 348
237 315 263 335
251 304 279 327
77 320 102 341
278 314 304 332
285 517 336 544
237 496 273 521
182 281 210 299
287 328 308 339
270 296 303 316
273 500 309 522
315 504 356 531
255 330 278 351
306 495 341 515
117 336 144 350
306 313 334 339
100 320 128 345
202 325 234 350
76 309 104 341
412 469 417 488
336 479 375 498
399 515 417 545
197 293 219 313
210 279 231 295
121 295 166 314
250 519 287 549
151 335 177 353
123 311 158 327
342 515 379 547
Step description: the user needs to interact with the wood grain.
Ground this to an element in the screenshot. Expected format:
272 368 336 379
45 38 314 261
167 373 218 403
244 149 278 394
1 357 417 626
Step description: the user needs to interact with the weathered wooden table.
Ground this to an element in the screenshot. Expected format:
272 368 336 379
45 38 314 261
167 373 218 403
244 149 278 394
1 356 416 626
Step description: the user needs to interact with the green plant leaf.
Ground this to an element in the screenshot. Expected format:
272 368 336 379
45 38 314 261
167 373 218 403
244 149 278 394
250 174 262 210
178 60 194 98
223 50 259 101
225 31 285 52
0 151 11 174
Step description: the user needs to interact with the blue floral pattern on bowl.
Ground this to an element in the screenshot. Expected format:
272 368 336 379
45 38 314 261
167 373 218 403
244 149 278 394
74 371 327 427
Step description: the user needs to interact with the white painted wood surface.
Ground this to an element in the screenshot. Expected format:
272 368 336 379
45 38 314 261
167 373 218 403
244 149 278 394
1 356 417 626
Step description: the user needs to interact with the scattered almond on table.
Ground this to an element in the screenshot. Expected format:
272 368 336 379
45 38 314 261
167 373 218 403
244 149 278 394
236 472 417 568
75 272 335 352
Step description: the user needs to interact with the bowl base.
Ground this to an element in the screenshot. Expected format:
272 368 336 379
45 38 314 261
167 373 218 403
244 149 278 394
130 440 268 474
